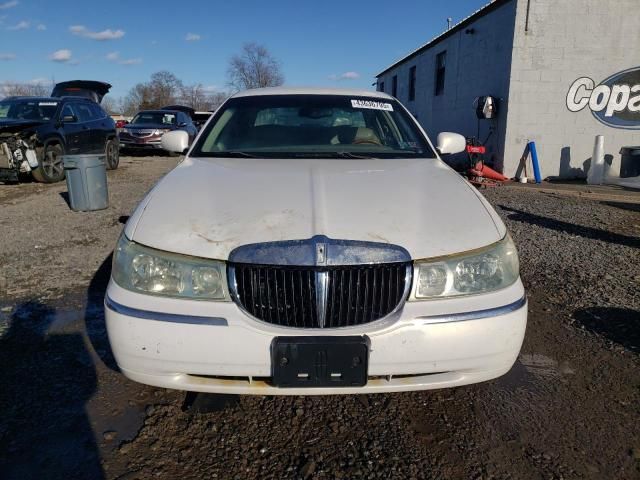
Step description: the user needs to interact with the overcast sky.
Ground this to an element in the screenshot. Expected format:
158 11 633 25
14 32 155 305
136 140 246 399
0 0 489 98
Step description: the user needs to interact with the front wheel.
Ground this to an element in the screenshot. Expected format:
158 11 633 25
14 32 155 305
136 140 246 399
32 143 65 183
105 138 119 170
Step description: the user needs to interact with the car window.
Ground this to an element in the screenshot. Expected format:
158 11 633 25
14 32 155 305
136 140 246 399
60 104 75 120
193 95 434 159
131 112 177 125
90 103 106 120
0 99 59 121
177 112 191 125
73 102 97 123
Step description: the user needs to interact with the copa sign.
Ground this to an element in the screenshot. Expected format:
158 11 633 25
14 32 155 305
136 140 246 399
567 66 640 129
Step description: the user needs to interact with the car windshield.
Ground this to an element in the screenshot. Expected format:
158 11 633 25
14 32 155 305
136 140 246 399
191 94 435 158
131 111 177 125
0 99 59 121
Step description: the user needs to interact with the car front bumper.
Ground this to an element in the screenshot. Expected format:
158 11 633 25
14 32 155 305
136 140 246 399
119 138 163 149
105 279 527 395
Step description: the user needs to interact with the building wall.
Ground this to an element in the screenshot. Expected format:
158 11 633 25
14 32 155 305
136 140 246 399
377 0 518 169
504 0 640 179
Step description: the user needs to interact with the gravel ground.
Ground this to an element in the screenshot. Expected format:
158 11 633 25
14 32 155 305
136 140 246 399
0 158 638 480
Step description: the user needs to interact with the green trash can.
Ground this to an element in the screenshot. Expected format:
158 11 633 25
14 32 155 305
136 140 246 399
63 154 109 211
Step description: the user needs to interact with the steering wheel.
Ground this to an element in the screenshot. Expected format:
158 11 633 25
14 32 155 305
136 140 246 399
352 139 382 146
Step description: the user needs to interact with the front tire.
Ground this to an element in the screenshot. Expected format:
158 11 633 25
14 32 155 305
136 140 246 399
105 138 119 170
32 143 65 183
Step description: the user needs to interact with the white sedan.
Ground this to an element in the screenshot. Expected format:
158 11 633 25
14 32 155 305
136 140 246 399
105 87 526 395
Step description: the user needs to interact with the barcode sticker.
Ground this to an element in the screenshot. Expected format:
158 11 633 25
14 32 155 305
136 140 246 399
351 100 393 111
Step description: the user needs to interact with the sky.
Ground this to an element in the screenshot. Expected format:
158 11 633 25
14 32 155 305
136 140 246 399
0 0 490 99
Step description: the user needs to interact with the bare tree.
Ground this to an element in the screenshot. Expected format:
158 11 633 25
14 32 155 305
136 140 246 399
1 81 50 98
227 42 284 92
147 71 183 107
101 96 121 114
206 91 230 111
179 85 231 111
180 84 209 111
122 83 150 115
122 71 184 114
122 72 231 115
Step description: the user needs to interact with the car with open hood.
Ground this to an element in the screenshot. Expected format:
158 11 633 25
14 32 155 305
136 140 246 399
0 80 118 183
105 87 527 395
118 109 197 152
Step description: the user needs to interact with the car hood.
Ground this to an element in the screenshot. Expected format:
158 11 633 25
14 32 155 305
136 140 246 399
0 120 43 134
127 156 505 261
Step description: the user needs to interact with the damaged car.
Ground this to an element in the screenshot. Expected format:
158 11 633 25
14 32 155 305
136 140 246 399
0 81 118 183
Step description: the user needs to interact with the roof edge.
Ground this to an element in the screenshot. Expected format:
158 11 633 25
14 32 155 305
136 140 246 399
375 0 513 78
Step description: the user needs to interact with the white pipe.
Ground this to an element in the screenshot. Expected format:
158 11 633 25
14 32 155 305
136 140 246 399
587 135 605 185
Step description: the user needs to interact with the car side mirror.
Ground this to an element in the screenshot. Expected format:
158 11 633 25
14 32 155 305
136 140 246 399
161 130 190 153
62 114 78 123
436 132 466 155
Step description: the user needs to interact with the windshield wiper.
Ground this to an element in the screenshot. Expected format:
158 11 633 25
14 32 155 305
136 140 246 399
290 152 376 159
335 151 376 159
213 151 257 158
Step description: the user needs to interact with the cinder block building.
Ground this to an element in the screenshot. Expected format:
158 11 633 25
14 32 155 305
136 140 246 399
375 0 640 179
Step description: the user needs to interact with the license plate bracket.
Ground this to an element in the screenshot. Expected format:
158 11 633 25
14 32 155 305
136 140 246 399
271 336 369 388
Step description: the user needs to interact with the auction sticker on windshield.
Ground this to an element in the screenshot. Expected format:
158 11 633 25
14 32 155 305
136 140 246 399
351 100 393 111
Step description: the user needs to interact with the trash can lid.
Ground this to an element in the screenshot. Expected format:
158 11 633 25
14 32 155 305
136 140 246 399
62 154 106 168
620 146 640 155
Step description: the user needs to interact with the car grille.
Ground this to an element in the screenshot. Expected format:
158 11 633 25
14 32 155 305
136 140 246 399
130 129 155 137
229 262 411 329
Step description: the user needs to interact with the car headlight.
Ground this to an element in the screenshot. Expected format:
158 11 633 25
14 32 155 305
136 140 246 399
154 129 171 136
112 235 229 300
411 235 519 300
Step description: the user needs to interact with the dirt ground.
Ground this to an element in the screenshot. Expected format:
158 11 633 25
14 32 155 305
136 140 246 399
0 156 638 480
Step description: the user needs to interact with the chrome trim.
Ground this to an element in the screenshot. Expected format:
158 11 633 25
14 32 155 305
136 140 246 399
416 296 527 324
229 235 410 266
227 262 414 330
315 271 329 328
105 296 228 326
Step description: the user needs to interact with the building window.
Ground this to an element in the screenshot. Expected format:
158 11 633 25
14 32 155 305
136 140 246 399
435 51 446 96
378 81 384 92
392 75 398 97
408 66 416 101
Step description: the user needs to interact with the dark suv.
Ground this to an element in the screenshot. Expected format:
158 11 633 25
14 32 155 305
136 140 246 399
0 81 118 183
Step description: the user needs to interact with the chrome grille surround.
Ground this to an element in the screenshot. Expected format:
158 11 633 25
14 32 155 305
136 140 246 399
228 236 412 329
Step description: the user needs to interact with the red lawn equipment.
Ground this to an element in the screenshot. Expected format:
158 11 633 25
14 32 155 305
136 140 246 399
464 137 509 188
462 96 510 188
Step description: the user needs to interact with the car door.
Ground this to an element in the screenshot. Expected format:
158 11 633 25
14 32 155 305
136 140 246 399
71 101 98 153
88 102 110 153
58 103 84 154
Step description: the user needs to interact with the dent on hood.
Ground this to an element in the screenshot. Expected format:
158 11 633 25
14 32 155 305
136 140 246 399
187 209 302 252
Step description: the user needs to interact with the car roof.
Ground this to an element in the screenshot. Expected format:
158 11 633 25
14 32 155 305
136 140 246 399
1 96 91 103
2 96 59 102
137 110 180 114
231 87 393 100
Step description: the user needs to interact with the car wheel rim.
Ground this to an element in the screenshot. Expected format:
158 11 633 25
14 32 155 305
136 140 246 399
44 149 63 178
